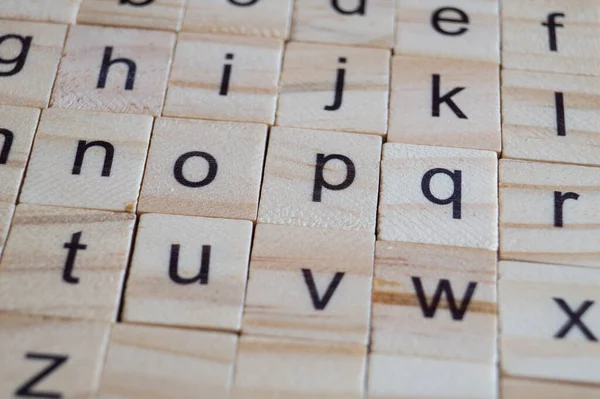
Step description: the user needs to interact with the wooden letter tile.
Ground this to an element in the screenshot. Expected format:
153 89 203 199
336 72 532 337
232 335 367 399
0 314 109 399
388 56 501 152
0 20 67 108
20 109 152 212
500 159 600 268
50 25 175 116
138 117 267 220
98 324 237 399
257 127 382 233
378 143 498 250
0 0 81 24
0 204 135 322
499 261 600 384
183 0 293 40
78 0 187 31
502 378 600 399
163 33 283 124
243 224 374 344
0 202 15 258
123 213 253 331
275 42 390 136
291 0 395 49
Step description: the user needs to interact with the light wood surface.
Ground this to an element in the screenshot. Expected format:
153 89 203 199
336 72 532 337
0 202 14 258
0 0 81 24
502 377 600 398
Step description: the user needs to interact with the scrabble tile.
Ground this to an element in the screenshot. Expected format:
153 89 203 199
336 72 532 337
500 159 600 268
0 203 15 257
0 105 39 204
123 213 253 331
291 0 395 49
0 204 135 322
0 314 109 399
0 20 67 108
275 42 390 136
78 0 186 31
378 143 498 250
138 117 267 220
20 109 152 212
257 127 382 233
0 0 81 24
243 224 374 344
387 56 501 152
232 335 367 399
502 0 600 76
502 378 600 399
50 25 175 116
163 33 283 124
183 0 293 39
98 324 237 399
395 0 500 63
499 261 600 384
502 69 600 166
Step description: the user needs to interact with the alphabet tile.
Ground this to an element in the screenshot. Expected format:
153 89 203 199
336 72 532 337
183 0 293 40
378 143 498 250
291 0 395 49
20 109 152 212
0 202 15 257
0 204 135 322
138 117 267 221
503 69 600 166
500 159 600 268
232 335 366 399
0 105 39 204
163 33 283 124
276 42 390 136
78 0 187 31
123 213 253 332
257 127 382 233
243 224 374 345
0 20 67 108
0 314 109 399
98 324 237 399
502 0 600 76
502 377 600 399
395 0 500 63
50 25 175 116
388 56 501 152
0 0 81 24
499 261 600 384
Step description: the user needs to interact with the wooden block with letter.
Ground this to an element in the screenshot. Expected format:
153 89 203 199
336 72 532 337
0 202 15 257
20 109 152 212
276 42 390 136
0 204 135 322
0 0 81 24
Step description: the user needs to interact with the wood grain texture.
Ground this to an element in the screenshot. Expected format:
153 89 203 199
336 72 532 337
138 117 267 220
275 42 390 136
20 108 152 212
0 0 81 24
124 213 253 331
502 377 600 398
0 202 14 259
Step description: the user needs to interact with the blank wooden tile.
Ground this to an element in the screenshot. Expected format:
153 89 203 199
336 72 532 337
0 0 81 24
0 20 67 108
0 204 135 322
500 159 600 268
183 0 293 39
257 127 382 233
232 335 367 399
0 105 39 204
138 117 267 220
291 0 395 48
98 324 237 399
78 0 186 31
243 224 374 344
395 0 499 63
124 213 253 331
500 261 600 384
503 69 600 166
378 143 498 250
0 202 15 257
502 378 600 399
388 56 501 152
50 25 175 116
163 33 283 124
0 314 109 399
276 42 390 136
502 0 600 76
20 109 152 212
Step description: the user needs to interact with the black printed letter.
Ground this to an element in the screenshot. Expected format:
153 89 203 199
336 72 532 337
553 298 597 341
228 0 260 6
324 57 347 111
220 53 234 96
313 153 356 202
542 13 565 52
97 46 137 90
302 269 345 310
432 74 467 119
15 353 68 399
62 232 87 285
331 0 366 15
119 0 154 7
555 92 566 136
412 277 477 321
72 140 115 177
0 128 14 164
421 168 462 219
431 7 469 36
554 191 579 228
173 151 218 188
0 34 32 77
169 245 211 285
